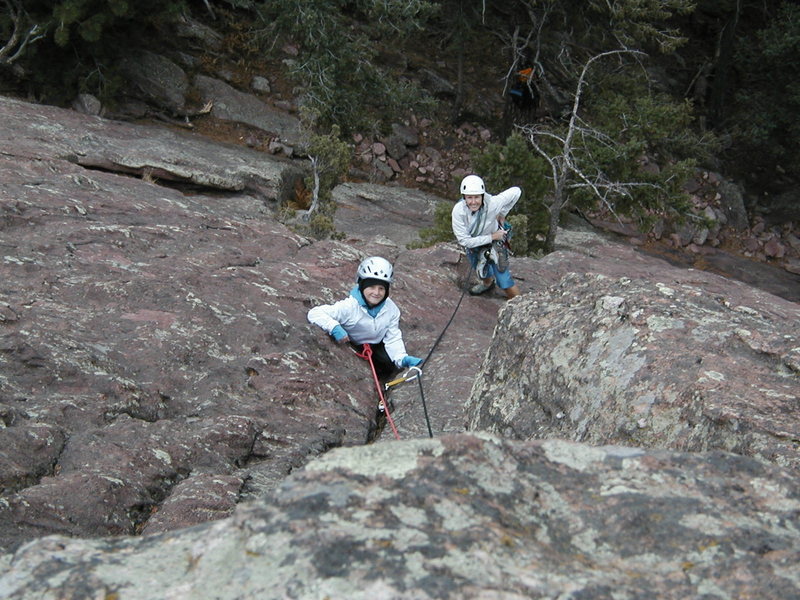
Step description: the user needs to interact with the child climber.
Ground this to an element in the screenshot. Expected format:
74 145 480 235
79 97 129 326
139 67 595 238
307 256 423 380
451 174 522 299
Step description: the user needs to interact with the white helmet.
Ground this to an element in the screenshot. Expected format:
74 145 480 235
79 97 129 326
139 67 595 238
460 174 485 196
357 256 393 284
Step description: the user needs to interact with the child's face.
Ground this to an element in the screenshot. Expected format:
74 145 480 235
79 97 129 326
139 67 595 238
464 194 483 212
363 284 387 306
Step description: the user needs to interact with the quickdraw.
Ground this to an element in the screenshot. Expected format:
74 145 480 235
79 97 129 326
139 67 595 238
384 366 422 390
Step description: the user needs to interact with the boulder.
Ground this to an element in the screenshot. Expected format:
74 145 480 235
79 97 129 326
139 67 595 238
465 239 800 470
0 96 303 203
173 14 224 51
117 50 190 115
193 75 304 147
1 434 798 599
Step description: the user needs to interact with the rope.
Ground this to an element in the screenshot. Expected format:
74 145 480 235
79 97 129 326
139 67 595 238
423 259 473 365
355 344 401 440
356 257 475 441
416 374 433 438
410 257 475 438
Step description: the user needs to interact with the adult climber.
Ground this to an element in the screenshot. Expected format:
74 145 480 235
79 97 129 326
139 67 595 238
451 174 521 299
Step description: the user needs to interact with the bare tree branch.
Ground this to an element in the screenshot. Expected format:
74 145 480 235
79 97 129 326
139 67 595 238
1 0 45 68
518 48 653 252
307 156 322 219
202 0 216 20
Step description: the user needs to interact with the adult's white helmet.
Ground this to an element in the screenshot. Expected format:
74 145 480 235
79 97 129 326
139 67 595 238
357 256 393 283
460 174 485 196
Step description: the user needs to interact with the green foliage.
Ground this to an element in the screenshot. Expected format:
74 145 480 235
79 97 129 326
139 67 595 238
250 0 438 133
49 0 181 46
472 133 550 254
510 0 696 82
305 123 352 206
588 0 695 53
288 123 352 240
573 71 712 222
304 212 344 241
730 2 800 177
6 0 187 102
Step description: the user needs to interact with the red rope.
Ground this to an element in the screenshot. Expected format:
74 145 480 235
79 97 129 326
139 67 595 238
355 344 400 440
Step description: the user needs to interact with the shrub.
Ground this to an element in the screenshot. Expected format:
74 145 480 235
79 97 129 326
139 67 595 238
471 133 549 254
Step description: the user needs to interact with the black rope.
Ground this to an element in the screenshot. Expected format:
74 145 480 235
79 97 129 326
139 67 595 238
423 257 474 364
414 257 475 438
416 374 433 438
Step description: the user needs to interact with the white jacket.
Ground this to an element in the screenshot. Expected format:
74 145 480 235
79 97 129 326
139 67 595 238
307 287 409 367
451 187 521 249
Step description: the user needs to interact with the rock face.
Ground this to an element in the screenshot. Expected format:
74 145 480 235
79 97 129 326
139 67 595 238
332 182 443 247
193 75 303 147
0 140 363 547
0 96 301 202
466 232 800 469
1 96 485 551
3 93 800 598
1 434 798 599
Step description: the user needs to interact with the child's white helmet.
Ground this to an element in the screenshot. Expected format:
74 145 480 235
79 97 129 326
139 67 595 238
460 174 485 196
357 256 393 283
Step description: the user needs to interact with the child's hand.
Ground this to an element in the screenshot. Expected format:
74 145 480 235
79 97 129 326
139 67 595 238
402 356 423 367
331 325 349 344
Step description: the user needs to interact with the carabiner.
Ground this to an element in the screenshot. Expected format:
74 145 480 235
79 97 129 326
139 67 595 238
384 366 422 390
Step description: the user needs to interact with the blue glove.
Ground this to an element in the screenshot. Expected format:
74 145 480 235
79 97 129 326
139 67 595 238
331 325 348 342
401 356 423 368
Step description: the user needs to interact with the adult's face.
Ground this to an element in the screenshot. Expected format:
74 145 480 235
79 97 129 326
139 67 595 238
464 194 483 212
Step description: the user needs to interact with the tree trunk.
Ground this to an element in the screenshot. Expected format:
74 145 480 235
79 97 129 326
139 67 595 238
544 176 566 253
451 2 466 123
708 1 741 128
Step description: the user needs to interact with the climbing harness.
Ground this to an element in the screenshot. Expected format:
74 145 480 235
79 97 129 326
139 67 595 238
471 221 513 278
354 344 401 440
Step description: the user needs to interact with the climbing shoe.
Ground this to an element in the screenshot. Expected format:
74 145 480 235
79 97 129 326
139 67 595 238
493 240 509 272
469 281 495 296
475 248 491 279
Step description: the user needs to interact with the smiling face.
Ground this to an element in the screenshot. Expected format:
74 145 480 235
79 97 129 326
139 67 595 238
464 194 483 212
362 284 387 306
